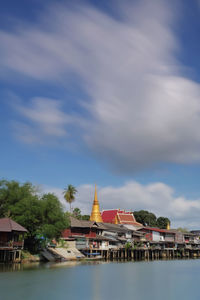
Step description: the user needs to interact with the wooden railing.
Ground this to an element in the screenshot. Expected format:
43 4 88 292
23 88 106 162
0 241 23 249
0 241 10 248
13 241 23 248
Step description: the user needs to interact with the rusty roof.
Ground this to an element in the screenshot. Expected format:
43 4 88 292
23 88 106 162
70 217 95 228
101 223 128 233
0 218 27 232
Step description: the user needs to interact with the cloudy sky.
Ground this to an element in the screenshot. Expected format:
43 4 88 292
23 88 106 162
1 0 200 228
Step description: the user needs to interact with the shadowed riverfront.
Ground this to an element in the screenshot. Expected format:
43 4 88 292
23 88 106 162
1 260 200 300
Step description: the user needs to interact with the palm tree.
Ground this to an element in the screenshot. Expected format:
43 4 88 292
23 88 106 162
63 185 77 212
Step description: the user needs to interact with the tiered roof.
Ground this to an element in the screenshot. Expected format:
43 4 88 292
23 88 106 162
101 209 142 226
101 209 118 223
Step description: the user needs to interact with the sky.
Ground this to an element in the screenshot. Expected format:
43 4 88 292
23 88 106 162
1 0 200 228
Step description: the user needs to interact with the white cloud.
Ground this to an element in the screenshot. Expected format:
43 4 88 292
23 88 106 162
43 180 200 229
42 184 92 215
12 97 74 144
1 1 200 171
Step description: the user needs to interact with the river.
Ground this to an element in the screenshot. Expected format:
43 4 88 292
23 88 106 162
0 259 199 300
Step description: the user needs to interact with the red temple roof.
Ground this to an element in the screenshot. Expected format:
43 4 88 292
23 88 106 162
101 209 141 226
118 213 136 224
101 210 118 223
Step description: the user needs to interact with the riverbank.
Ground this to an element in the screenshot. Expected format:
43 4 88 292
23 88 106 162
23 247 200 263
3 246 200 265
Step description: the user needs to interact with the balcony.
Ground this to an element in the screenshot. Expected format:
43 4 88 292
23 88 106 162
0 241 23 249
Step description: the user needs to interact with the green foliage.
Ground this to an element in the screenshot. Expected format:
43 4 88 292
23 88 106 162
72 208 90 221
157 217 170 229
81 215 90 221
73 207 81 219
67 207 90 221
134 210 157 227
177 227 189 233
58 239 68 248
125 242 132 250
63 184 77 212
40 193 68 239
134 210 170 229
0 179 69 252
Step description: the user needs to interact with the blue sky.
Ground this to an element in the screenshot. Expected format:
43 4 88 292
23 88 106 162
1 0 200 228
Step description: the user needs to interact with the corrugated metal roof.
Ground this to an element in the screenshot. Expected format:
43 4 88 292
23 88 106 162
70 217 106 229
123 224 143 230
0 218 27 232
101 223 128 233
88 235 115 242
70 217 95 228
138 227 176 234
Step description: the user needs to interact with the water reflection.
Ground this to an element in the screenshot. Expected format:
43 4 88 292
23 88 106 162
0 262 46 272
1 260 200 300
0 260 109 273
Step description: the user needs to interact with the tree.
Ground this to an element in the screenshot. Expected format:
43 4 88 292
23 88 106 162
157 217 170 229
0 179 37 219
73 207 81 219
40 193 68 240
0 179 70 252
72 208 90 220
134 210 157 227
0 179 41 237
177 227 189 233
81 215 90 221
134 209 171 229
63 185 77 212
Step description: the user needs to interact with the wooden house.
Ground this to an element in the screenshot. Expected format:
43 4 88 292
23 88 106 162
0 218 27 262
62 217 145 251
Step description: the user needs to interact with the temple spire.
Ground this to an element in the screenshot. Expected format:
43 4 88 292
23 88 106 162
90 184 103 222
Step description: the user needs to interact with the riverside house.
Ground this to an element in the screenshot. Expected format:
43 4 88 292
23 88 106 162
138 227 200 249
0 218 27 262
62 217 145 251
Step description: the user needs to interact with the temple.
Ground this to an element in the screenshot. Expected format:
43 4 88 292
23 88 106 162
90 185 103 222
101 209 142 227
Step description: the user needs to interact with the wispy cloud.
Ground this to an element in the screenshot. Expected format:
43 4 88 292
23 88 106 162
13 97 73 144
44 180 200 229
1 0 200 171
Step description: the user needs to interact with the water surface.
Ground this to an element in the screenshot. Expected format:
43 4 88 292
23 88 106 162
0 259 199 300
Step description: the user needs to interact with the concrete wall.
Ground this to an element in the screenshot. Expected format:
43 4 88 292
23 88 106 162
152 231 160 242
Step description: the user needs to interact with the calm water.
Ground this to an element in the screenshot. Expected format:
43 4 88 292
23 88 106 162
0 259 200 300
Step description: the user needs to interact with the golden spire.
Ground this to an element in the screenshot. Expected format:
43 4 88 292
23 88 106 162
167 221 170 230
90 184 103 222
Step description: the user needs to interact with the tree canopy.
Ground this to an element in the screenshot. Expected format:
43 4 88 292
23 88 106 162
0 179 70 250
72 207 90 220
134 210 170 229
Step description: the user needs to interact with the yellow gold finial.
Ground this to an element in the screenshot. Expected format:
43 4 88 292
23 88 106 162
94 184 98 204
167 222 170 230
90 184 103 222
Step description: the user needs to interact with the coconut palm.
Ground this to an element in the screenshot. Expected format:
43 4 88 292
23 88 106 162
63 185 77 212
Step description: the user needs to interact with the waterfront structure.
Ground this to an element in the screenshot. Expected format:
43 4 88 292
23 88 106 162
0 218 27 262
61 185 200 259
137 226 199 249
62 217 119 250
62 216 145 251
90 185 103 222
62 217 104 238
